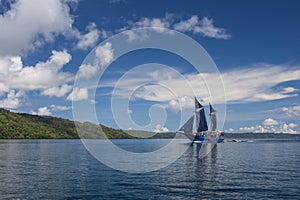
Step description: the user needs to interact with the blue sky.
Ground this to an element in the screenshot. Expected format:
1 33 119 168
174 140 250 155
0 0 300 134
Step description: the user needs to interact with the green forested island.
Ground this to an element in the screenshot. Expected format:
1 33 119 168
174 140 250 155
0 108 174 139
0 108 298 139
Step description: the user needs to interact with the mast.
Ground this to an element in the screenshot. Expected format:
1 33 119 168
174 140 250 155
195 97 208 133
195 97 200 132
209 103 217 131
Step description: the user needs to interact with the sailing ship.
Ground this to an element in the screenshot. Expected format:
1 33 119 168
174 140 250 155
177 97 224 143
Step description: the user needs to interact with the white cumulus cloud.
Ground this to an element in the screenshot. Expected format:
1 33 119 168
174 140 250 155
0 50 75 108
40 84 72 98
173 15 198 31
0 0 74 56
281 105 300 117
164 96 195 112
0 90 25 109
127 15 171 30
77 64 98 79
120 14 230 41
31 107 52 116
154 124 169 133
0 50 74 108
262 118 279 126
76 22 100 50
0 50 73 90
0 0 102 55
240 118 298 134
95 42 114 66
31 104 71 116
174 16 231 39
67 87 88 101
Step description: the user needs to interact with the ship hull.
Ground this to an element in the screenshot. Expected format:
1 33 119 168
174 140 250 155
192 133 224 143
193 136 224 143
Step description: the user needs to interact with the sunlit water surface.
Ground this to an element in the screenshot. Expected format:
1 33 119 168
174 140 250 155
0 139 299 199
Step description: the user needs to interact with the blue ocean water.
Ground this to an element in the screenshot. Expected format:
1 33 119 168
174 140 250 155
0 139 300 199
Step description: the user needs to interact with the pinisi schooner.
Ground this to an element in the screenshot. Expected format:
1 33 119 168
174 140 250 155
177 97 224 143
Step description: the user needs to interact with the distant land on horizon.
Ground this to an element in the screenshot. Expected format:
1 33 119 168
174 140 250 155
0 108 299 139
0 108 174 139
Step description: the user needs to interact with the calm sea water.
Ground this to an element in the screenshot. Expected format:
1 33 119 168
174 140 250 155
0 139 300 199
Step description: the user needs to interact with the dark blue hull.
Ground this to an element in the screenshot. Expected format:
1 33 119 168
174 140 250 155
193 135 224 143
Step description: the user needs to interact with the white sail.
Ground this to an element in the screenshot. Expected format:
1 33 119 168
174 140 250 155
178 115 194 133
209 104 217 131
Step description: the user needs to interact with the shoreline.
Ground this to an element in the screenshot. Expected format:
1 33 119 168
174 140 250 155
0 132 299 140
